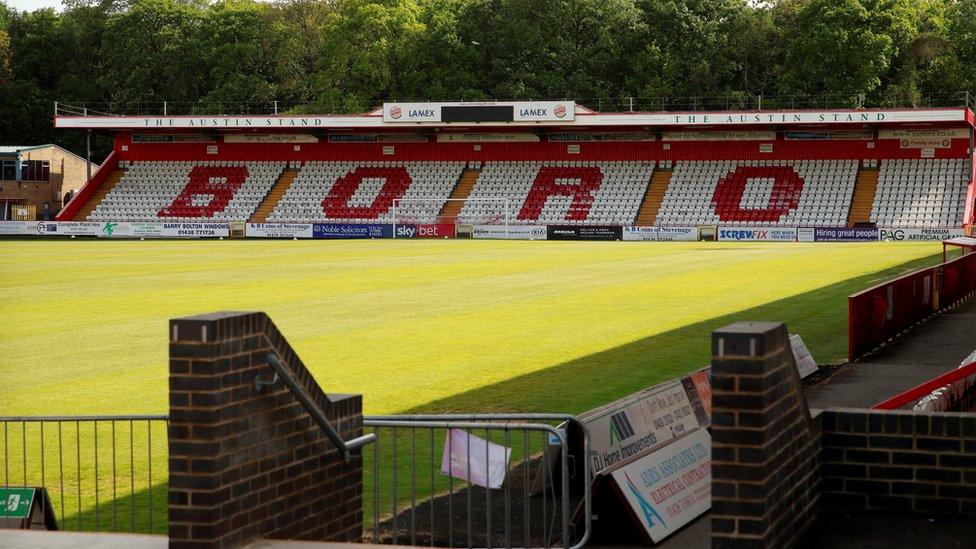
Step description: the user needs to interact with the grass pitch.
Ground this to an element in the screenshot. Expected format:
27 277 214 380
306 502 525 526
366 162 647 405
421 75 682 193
0 239 945 416
0 239 948 532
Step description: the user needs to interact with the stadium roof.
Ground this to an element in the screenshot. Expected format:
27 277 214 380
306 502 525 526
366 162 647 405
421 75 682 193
52 101 976 131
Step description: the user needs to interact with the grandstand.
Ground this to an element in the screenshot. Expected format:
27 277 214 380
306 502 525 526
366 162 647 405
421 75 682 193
52 101 976 231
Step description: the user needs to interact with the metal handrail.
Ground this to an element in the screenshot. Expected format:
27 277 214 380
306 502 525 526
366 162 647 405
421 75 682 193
264 353 376 462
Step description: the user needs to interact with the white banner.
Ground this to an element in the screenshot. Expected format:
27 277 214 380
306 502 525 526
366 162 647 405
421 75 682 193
472 225 547 240
622 227 698 242
717 227 797 241
245 223 314 238
98 221 230 238
789 334 819 379
879 227 966 241
0 221 38 235
582 380 704 475
797 227 816 242
610 428 711 544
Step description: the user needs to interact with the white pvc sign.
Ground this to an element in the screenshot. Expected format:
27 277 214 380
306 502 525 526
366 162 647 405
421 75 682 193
246 223 314 239
789 334 819 379
0 221 38 235
472 225 547 240
879 227 966 241
622 227 698 242
582 380 703 475
610 428 711 544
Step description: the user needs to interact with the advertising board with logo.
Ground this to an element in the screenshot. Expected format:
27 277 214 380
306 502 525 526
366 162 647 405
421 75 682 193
878 128 968 149
797 227 816 242
328 133 429 143
814 227 879 242
547 225 622 241
609 428 711 544
96 222 230 238
246 223 314 239
224 133 318 143
471 225 547 240
880 227 966 241
313 223 392 239
622 226 699 242
582 380 706 475
717 227 797 241
548 132 656 142
393 223 456 239
50 221 102 236
0 221 36 235
383 101 575 123
435 133 540 143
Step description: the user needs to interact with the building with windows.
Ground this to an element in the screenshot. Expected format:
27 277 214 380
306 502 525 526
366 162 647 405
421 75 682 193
0 144 96 220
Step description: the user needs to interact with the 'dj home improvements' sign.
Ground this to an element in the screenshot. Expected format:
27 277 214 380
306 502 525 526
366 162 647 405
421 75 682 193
583 379 705 474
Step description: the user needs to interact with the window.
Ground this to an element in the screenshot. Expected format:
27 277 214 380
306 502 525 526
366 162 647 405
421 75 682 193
1 160 15 180
21 160 50 181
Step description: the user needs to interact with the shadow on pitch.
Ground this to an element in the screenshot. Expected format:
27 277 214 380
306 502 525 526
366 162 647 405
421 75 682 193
406 252 944 415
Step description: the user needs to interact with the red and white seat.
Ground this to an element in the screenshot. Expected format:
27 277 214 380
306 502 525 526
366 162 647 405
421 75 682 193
88 161 283 221
655 160 857 227
267 161 464 223
457 161 653 226
870 159 970 228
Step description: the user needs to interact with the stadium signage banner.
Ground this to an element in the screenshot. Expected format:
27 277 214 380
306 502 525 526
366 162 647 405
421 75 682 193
328 133 429 143
547 225 622 241
224 133 318 143
814 226 879 242
44 221 102 236
393 223 456 238
0 221 40 235
717 227 797 241
97 222 230 238
132 134 216 143
879 227 966 241
622 227 698 242
383 101 575 123
784 131 874 140
663 131 775 141
582 380 706 475
313 223 392 239
797 227 816 242
548 132 656 142
436 133 540 143
879 129 969 149
609 428 711 544
471 225 547 240
246 223 314 238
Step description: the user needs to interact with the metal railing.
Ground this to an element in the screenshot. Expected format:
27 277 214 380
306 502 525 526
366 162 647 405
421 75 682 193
362 414 591 549
0 415 168 534
54 91 974 118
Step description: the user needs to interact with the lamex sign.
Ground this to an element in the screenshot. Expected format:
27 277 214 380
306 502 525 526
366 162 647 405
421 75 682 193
313 223 392 239
880 227 965 241
383 101 575 123
472 225 547 240
717 227 797 241
814 226 879 242
394 223 456 239
609 428 711 544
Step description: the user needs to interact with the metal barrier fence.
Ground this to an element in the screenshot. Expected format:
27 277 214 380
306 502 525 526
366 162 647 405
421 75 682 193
0 415 168 534
848 250 976 361
1 413 590 546
363 414 591 549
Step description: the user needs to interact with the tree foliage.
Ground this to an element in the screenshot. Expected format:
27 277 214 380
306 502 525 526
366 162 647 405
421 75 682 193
0 0 974 155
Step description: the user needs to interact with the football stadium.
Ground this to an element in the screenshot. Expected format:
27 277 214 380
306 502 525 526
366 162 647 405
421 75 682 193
2 1 976 548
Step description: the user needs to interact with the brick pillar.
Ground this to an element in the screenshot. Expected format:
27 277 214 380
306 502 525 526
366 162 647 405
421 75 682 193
710 322 821 548
168 311 363 548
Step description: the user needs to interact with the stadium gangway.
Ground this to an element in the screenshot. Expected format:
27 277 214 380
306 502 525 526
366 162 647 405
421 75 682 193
362 414 592 549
